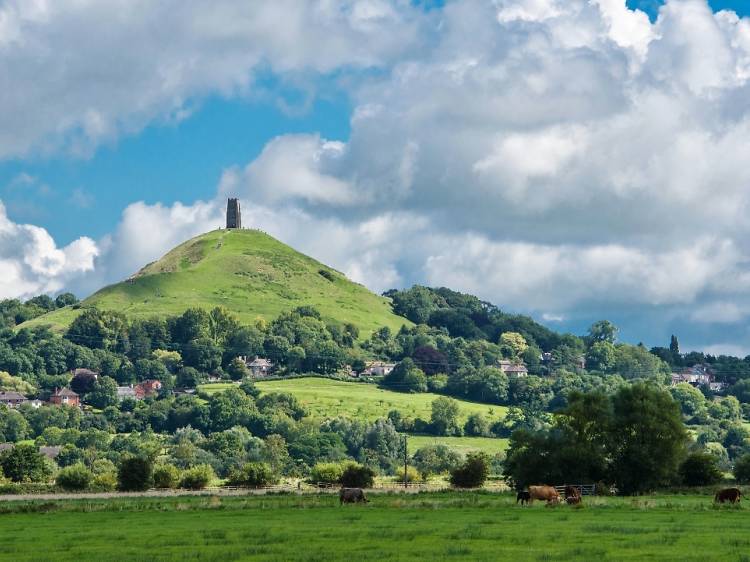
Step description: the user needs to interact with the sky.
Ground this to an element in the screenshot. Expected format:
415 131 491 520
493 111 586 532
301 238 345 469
2 0 750 355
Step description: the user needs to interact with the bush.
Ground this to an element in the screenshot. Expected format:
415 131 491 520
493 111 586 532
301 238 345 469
339 463 375 488
464 413 491 437
309 462 345 485
734 454 750 483
228 462 279 488
179 464 215 490
396 466 422 483
91 471 117 492
0 444 52 483
117 456 153 492
55 463 93 491
153 464 181 489
679 452 723 486
449 453 489 488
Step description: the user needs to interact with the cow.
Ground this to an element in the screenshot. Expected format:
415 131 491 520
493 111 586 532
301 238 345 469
339 487 369 505
714 487 742 504
528 485 560 505
564 485 582 505
516 490 531 506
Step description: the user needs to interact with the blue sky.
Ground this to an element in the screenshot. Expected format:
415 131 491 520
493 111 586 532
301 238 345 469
3 0 750 355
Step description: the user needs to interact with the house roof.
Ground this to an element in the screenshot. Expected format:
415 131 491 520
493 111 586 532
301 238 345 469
72 368 99 377
248 358 273 367
0 391 27 401
53 387 78 397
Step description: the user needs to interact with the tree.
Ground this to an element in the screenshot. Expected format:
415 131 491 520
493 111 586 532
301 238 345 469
670 383 708 421
412 445 461 478
412 346 449 375
55 293 79 308
85 376 118 409
228 462 278 488
70 370 98 395
56 463 93 490
153 463 181 489
449 452 489 488
669 335 680 356
678 452 722 487
500 332 528 359
179 464 215 489
339 463 375 488
734 454 750 483
430 397 461 436
0 444 51 482
226 357 249 381
382 358 428 393
176 366 204 389
586 341 616 372
117 456 153 491
183 338 222 372
587 320 618 344
608 383 687 494
464 413 490 437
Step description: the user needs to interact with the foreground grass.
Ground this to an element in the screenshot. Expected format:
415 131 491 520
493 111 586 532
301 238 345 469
0 492 747 561
253 378 508 426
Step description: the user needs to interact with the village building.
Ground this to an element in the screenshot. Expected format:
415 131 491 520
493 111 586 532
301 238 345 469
0 391 29 409
49 387 80 407
71 368 99 378
498 360 528 377
135 380 162 399
116 385 137 401
362 361 396 376
241 357 275 377
671 364 727 392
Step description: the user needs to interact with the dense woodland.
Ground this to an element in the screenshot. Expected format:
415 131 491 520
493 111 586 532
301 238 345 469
0 285 749 492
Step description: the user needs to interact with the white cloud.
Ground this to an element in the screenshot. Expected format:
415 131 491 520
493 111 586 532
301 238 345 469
0 0 424 159
0 201 98 299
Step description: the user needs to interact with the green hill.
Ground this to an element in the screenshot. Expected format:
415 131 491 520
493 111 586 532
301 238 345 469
25 229 408 336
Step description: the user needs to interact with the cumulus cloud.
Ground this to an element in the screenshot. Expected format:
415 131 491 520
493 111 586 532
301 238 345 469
6 0 750 352
0 0 425 158
0 201 98 299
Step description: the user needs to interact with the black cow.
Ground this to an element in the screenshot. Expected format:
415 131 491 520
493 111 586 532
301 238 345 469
340 487 369 505
516 490 531 505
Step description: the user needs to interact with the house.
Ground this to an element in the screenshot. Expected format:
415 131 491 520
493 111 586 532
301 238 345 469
0 391 28 409
363 361 396 376
498 360 528 377
117 385 137 401
27 399 43 409
135 380 162 399
49 387 80 407
39 446 61 460
243 357 275 377
71 368 99 378
671 364 726 391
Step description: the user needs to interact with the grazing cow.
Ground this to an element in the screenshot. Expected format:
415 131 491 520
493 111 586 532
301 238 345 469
714 488 742 504
528 485 560 505
564 485 582 505
339 487 369 505
516 490 531 505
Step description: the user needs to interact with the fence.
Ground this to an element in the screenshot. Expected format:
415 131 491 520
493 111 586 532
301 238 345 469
554 484 597 496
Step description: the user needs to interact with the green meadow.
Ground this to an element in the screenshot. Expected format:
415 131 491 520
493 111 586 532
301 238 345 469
0 492 747 561
23 229 409 336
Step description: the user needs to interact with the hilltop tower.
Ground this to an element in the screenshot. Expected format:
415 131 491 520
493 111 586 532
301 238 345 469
226 198 242 229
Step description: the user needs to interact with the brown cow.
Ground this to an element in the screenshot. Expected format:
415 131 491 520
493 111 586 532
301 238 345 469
715 487 742 504
564 485 582 505
528 485 560 505
339 487 369 505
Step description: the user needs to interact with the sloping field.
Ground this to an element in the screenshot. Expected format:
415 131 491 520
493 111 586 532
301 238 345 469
23 229 409 337
252 377 508 425
406 435 508 455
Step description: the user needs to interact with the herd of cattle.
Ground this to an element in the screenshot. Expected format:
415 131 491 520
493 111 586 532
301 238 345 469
339 485 744 506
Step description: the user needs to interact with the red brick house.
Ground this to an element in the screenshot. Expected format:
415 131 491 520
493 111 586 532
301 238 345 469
135 380 162 399
49 387 80 407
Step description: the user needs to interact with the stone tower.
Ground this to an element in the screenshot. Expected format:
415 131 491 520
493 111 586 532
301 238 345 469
226 198 241 229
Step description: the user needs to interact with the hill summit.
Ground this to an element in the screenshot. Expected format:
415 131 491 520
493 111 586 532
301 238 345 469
27 229 408 336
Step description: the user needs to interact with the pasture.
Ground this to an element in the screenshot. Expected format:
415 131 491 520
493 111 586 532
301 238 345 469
252 378 508 425
0 492 747 561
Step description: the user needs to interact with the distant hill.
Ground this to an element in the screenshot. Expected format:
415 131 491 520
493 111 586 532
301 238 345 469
24 229 409 336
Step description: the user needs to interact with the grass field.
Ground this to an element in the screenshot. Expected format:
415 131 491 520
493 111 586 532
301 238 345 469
0 492 747 561
407 435 509 455
23 229 409 336
251 378 508 425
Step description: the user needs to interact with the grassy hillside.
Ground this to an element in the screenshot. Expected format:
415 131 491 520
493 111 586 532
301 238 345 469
24 229 408 336
238 377 507 424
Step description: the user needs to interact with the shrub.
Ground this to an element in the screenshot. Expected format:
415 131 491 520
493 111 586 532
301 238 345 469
117 456 153 492
318 269 335 282
450 453 489 488
464 413 491 437
153 464 181 489
339 463 375 488
309 462 345 485
734 454 750 483
679 452 723 486
228 462 278 488
396 466 422 483
55 463 93 491
91 471 117 492
179 464 215 490
0 444 52 483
